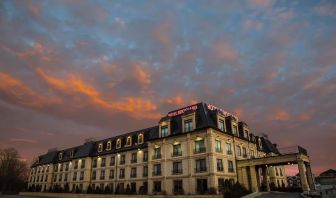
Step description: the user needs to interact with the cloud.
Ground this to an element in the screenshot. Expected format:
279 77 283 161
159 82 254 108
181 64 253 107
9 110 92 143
10 138 37 144
211 40 239 63
247 0 274 8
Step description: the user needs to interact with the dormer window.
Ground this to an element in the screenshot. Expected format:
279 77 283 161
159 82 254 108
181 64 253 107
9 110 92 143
184 119 193 132
98 143 103 153
70 150 74 158
116 138 121 149
244 130 249 139
232 123 238 135
106 141 112 151
59 152 63 160
218 119 225 131
138 133 144 144
125 136 132 147
160 125 168 137
258 139 262 148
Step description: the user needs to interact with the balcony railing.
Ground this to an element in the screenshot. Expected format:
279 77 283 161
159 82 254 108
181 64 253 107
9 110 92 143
243 154 248 158
152 171 161 176
100 176 105 180
119 174 125 179
195 167 207 173
226 150 233 155
172 169 183 175
194 147 206 154
228 168 234 173
120 160 125 165
143 173 148 177
172 151 182 157
109 175 114 179
215 148 223 153
130 174 137 178
152 154 162 160
217 167 224 172
131 159 137 163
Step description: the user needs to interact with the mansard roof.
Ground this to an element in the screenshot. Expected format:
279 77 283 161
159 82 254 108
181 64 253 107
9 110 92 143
31 102 280 167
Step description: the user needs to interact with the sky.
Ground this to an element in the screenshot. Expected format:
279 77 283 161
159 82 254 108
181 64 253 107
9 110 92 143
0 0 335 175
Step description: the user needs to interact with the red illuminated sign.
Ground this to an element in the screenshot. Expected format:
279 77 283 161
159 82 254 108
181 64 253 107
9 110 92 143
207 104 238 120
167 105 198 117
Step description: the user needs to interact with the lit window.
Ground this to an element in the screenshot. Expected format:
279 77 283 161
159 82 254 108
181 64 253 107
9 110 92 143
184 119 193 132
161 125 169 137
98 143 103 153
125 136 132 147
138 133 144 144
106 141 112 151
116 139 121 149
218 119 225 131
59 152 63 160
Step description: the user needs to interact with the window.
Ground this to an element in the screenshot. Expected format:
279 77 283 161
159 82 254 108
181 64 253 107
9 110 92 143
119 169 125 179
215 139 222 153
232 124 238 135
45 175 48 182
153 181 161 192
64 173 68 182
217 159 224 171
120 154 125 165
109 169 114 179
228 160 234 172
172 144 182 156
130 167 137 178
218 178 225 190
125 136 132 147
143 165 148 177
276 168 279 176
93 159 97 168
98 143 103 153
138 133 144 144
59 152 63 160
143 151 148 161
242 147 247 158
59 174 62 182
70 150 74 158
73 172 77 181
172 161 183 174
173 180 183 194
100 170 105 180
195 159 206 172
106 141 112 151
60 163 63 171
244 130 249 139
184 119 193 132
65 163 69 171
153 164 161 176
80 171 84 180
131 182 136 193
161 125 169 137
218 119 225 131
110 156 115 166
153 147 161 159
280 168 283 176
81 159 85 169
131 152 137 163
74 160 78 169
250 149 255 158
194 139 206 153
116 138 121 149
226 143 232 155
236 145 242 156
101 158 106 167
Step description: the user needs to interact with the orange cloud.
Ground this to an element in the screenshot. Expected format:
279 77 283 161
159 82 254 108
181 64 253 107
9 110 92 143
270 109 291 121
35 68 162 119
133 64 151 86
298 113 311 121
10 138 37 144
0 72 61 108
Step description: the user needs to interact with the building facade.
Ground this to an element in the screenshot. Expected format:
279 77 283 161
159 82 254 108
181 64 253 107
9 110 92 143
28 102 287 195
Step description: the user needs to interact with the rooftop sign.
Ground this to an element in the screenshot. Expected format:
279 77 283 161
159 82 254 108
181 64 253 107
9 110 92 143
206 103 238 120
167 104 198 117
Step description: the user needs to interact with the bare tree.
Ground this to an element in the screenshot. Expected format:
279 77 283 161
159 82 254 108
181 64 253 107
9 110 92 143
0 148 29 194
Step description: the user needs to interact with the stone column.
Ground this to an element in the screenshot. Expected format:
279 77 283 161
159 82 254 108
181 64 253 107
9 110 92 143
249 166 259 192
298 160 309 193
305 163 315 191
262 167 270 192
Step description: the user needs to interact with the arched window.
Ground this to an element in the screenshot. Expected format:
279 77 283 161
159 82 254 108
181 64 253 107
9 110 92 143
125 136 132 147
106 141 112 151
116 139 121 149
138 133 144 145
98 143 103 152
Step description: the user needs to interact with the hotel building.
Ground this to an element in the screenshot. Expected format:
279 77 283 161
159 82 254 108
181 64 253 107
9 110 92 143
28 102 293 195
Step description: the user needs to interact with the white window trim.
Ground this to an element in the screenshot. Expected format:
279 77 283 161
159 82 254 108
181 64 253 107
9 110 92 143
116 139 121 149
98 143 103 153
106 141 112 151
125 136 132 147
217 114 226 132
138 133 144 145
159 120 171 138
182 112 196 133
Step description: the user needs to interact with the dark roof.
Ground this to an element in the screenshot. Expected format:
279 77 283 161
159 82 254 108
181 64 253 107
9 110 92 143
260 137 280 154
32 102 274 167
319 169 336 177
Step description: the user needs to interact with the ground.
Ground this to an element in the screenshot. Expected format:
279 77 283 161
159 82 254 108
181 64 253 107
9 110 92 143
257 192 301 198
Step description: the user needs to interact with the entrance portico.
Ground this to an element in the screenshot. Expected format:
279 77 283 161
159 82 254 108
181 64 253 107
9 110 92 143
236 147 315 194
